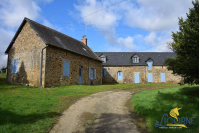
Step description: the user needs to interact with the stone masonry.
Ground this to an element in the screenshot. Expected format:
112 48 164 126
6 22 102 87
6 22 46 87
45 46 102 87
102 66 181 84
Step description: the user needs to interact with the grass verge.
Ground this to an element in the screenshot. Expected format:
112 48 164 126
0 73 179 133
131 86 199 133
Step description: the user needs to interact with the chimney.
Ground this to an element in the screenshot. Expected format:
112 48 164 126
81 35 87 45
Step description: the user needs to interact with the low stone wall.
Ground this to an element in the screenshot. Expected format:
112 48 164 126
102 65 181 84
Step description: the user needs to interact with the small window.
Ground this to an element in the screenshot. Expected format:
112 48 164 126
100 55 106 63
132 55 139 63
12 60 18 73
101 57 106 63
63 61 70 76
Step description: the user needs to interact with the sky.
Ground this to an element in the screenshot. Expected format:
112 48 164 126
0 0 194 68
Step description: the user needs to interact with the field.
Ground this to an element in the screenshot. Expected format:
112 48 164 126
131 85 199 133
0 73 187 133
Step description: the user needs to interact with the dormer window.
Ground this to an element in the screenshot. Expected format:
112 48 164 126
100 54 106 63
132 55 139 63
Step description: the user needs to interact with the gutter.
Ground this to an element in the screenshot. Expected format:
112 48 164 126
40 45 48 87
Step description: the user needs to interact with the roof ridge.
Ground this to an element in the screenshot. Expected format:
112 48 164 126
25 17 85 45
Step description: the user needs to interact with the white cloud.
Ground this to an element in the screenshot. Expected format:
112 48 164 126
0 0 41 29
123 0 193 31
74 0 193 52
0 28 15 68
117 36 135 50
0 0 54 68
144 32 157 45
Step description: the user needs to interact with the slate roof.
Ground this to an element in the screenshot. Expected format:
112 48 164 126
5 18 102 62
95 52 176 66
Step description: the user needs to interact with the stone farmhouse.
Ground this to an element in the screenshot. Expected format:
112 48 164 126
5 18 181 87
95 52 181 84
5 18 102 88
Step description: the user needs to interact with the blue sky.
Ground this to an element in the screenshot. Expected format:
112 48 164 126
0 0 193 68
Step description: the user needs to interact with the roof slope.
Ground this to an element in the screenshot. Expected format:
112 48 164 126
5 18 102 62
95 52 176 66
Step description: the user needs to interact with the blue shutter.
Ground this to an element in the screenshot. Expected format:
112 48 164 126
147 61 153 70
160 73 165 82
103 69 106 76
15 60 18 73
94 69 96 79
89 68 91 79
12 60 15 73
148 73 153 82
66 62 70 76
134 73 139 83
63 62 67 76
63 61 70 76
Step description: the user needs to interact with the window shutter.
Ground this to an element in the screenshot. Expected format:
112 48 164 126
63 62 67 76
89 68 91 79
66 62 70 76
15 60 18 73
12 61 15 73
63 61 70 76
104 69 106 76
94 69 96 79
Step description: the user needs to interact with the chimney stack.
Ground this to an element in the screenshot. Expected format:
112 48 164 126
81 35 87 46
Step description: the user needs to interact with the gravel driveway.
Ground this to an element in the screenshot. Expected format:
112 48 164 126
50 91 140 133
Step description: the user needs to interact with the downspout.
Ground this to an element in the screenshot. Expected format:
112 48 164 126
145 63 147 83
40 45 48 87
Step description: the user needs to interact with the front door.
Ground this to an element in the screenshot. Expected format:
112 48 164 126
134 73 139 83
79 66 83 84
117 71 123 80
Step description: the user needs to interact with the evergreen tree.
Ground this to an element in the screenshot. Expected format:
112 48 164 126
165 0 199 84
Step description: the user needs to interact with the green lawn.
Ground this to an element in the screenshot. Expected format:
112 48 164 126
131 86 199 133
0 73 180 133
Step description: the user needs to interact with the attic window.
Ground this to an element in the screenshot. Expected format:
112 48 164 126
101 57 106 63
100 55 106 63
132 55 139 63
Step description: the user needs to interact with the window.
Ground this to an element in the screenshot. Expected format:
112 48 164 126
132 55 139 63
63 61 70 76
100 55 106 63
133 57 138 62
147 61 153 70
12 60 18 73
101 57 106 63
103 68 106 76
89 68 96 79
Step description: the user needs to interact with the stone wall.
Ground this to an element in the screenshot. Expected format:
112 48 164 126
6 22 46 87
102 65 181 84
45 46 102 87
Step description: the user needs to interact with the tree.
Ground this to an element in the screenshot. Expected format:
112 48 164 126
165 0 199 85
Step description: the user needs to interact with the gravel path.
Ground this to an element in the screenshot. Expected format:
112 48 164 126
50 91 140 133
